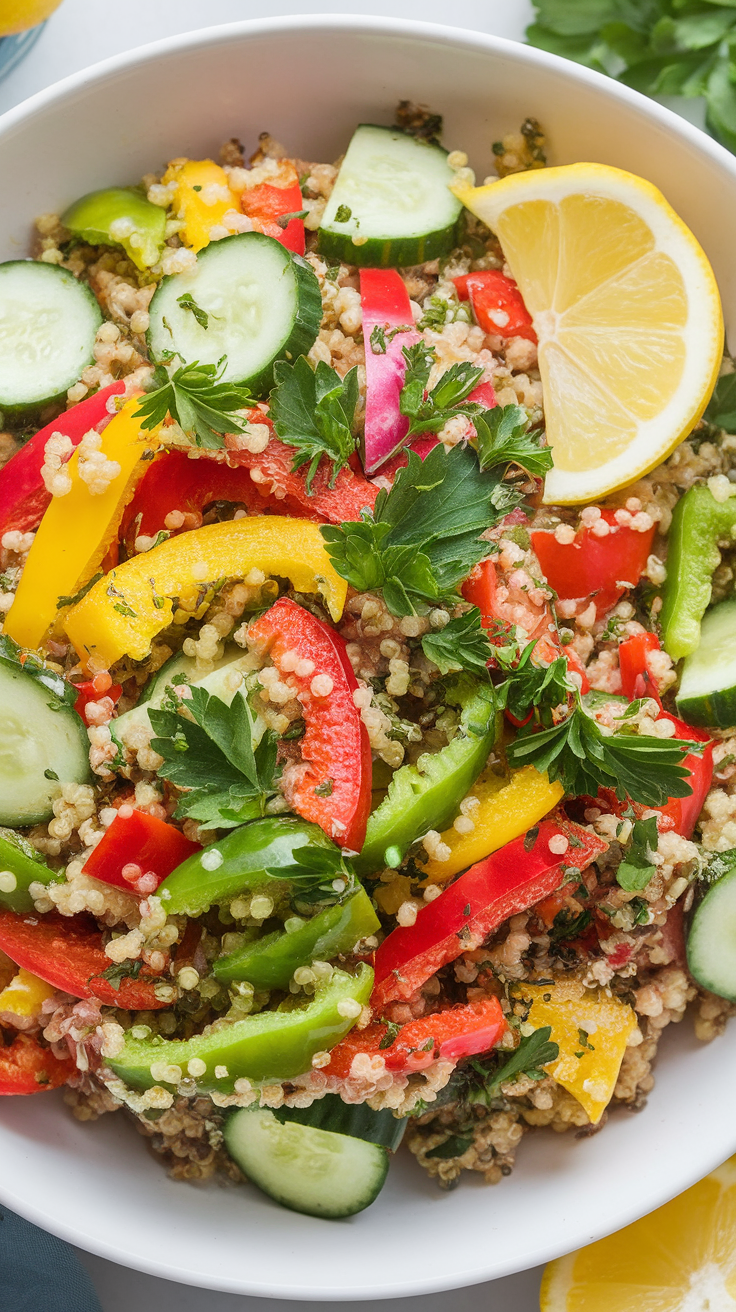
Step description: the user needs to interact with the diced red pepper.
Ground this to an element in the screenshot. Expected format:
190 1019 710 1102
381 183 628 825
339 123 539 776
0 911 170 1010
0 1031 75 1095
231 416 379 523
371 819 606 1009
324 997 507 1078
0 382 125 537
248 597 372 850
359 268 421 474
240 164 305 256
531 510 655 619
119 449 264 551
72 672 123 721
618 631 664 701
656 712 713 839
454 271 537 342
82 809 201 896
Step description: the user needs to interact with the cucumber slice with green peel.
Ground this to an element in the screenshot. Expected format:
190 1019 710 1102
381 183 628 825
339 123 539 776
0 660 89 826
677 598 736 728
224 1105 390 1218
147 232 322 396
274 1094 407 1153
0 261 102 412
62 187 166 271
318 125 463 268
110 647 267 755
687 858 736 1000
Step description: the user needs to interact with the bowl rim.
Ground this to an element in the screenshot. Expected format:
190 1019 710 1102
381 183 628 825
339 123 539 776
2 12 736 1299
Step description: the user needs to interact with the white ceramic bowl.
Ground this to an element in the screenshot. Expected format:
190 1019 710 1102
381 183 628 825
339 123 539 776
1 15 736 1300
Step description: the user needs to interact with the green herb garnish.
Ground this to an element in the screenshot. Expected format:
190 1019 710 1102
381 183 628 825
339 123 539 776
269 356 360 490
135 357 254 451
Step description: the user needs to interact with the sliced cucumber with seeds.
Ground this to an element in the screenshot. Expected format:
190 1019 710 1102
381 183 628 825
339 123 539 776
318 125 463 268
0 261 102 412
687 857 736 1000
0 659 89 826
147 232 321 396
110 647 266 755
677 598 736 728
274 1094 407 1152
224 1104 390 1218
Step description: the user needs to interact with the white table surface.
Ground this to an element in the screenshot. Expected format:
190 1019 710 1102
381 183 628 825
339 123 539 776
4 1 538 1307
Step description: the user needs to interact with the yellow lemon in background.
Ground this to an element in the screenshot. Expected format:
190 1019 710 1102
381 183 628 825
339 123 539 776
0 0 63 37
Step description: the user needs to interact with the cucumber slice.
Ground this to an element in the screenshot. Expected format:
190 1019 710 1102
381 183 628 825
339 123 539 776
0 660 89 826
318 125 462 268
274 1093 406 1152
224 1105 389 1218
677 598 736 727
0 261 102 412
147 232 322 395
110 647 266 754
687 858 736 1000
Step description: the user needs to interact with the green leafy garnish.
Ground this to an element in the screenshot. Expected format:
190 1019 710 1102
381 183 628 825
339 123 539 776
321 443 520 617
421 607 493 677
482 1025 559 1098
94 960 143 991
269 356 360 490
475 404 553 478
616 814 659 891
526 0 736 155
176 292 211 330
265 845 357 907
494 637 573 725
334 204 352 223
550 907 593 942
56 571 104 611
705 373 736 432
425 1133 474 1160
149 686 280 829
135 358 254 451
399 342 485 439
507 698 693 806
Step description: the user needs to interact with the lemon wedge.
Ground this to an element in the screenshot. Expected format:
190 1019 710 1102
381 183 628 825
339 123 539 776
0 0 62 36
541 1155 736 1311
453 164 723 503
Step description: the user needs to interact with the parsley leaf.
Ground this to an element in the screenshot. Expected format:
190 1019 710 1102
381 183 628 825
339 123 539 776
475 404 553 478
705 373 736 432
421 607 493 677
134 358 254 451
482 1025 559 1098
550 907 593 942
507 698 693 806
269 356 360 490
425 1133 474 1160
399 343 485 439
265 845 358 908
176 292 211 330
321 443 517 616
494 638 573 724
616 814 659 891
149 686 280 829
94 960 143 991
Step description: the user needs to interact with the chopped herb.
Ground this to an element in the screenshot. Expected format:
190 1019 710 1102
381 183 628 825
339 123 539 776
421 607 493 678
282 718 306 741
379 1019 402 1049
426 1133 473 1160
276 210 308 228
94 960 143 991
43 768 59 781
577 1028 595 1052
113 601 137 618
314 778 334 797
135 357 254 451
269 356 360 491
550 907 592 942
56 571 103 610
481 1026 559 1099
524 826 540 853
334 204 352 223
399 342 484 439
370 325 387 355
475 403 553 478
176 292 212 330
463 903 471 917
616 814 659 892
192 184 202 192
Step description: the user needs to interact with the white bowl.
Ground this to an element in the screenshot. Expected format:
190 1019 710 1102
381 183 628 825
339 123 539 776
1 15 736 1300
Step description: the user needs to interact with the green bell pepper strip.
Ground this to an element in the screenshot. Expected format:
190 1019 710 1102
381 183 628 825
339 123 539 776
107 963 373 1092
157 817 337 917
660 484 736 661
62 187 166 271
355 676 499 876
212 887 380 990
0 828 56 913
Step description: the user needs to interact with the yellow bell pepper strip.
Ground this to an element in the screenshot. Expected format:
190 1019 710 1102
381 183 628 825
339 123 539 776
163 159 239 253
65 516 347 667
4 398 160 652
518 979 638 1124
421 766 565 884
0 968 56 1029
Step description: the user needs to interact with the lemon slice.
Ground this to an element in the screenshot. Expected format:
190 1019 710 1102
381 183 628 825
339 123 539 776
541 1155 736 1311
453 164 723 503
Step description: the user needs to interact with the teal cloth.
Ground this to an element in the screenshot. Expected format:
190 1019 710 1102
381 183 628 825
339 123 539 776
0 1208 102 1312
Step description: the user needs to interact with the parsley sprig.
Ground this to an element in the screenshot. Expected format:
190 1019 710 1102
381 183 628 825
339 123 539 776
475 404 553 478
265 846 358 909
617 814 659 892
321 443 521 617
417 1026 560 1127
149 686 280 829
421 608 494 678
399 342 485 439
269 356 360 490
526 0 736 155
135 357 254 450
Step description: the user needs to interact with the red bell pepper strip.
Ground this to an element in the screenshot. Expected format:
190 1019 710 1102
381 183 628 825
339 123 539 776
454 271 537 342
324 997 507 1078
248 597 372 849
0 381 125 537
656 712 712 839
532 510 655 619
359 268 422 474
119 449 264 551
371 819 606 1009
0 1031 75 1095
240 163 305 256
82 809 201 895
231 420 378 523
0 911 170 1010
618 631 664 701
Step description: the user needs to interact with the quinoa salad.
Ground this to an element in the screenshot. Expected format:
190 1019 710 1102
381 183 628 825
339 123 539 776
0 105 734 1218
